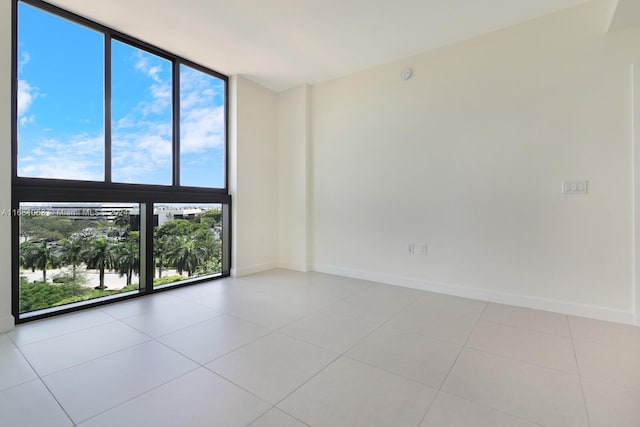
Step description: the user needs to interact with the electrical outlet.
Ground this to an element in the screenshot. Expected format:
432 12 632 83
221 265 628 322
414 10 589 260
419 244 427 256
408 243 415 255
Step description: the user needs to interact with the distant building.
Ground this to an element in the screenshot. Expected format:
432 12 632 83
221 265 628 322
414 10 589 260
20 203 218 230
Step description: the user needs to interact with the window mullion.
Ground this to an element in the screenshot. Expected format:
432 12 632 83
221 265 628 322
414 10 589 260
141 202 154 293
105 33 112 183
173 60 180 187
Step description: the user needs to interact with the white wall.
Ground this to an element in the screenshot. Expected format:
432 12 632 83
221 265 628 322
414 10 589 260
0 0 13 332
277 85 311 271
0 0 14 333
310 0 640 323
634 63 640 325
229 76 279 276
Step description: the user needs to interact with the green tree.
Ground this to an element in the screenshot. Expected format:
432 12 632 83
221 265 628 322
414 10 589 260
82 237 115 290
157 219 196 239
115 241 139 286
20 241 37 272
167 236 208 277
154 233 176 278
195 256 221 276
114 210 131 234
20 215 80 241
21 240 58 283
199 209 222 229
193 228 215 254
60 237 84 281
193 228 221 275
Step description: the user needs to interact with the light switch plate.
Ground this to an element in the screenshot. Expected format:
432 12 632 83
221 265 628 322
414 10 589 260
562 180 588 194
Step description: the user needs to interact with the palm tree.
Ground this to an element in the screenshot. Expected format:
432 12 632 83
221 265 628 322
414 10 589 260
154 233 176 278
82 237 115 290
167 236 208 277
19 241 37 273
22 241 58 283
199 209 222 229
60 237 84 281
114 210 130 234
115 242 139 286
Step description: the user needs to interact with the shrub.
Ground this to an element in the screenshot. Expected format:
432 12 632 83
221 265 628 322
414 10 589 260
153 275 186 286
19 279 88 313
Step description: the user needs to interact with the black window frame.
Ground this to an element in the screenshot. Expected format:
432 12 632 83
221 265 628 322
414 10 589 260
11 0 232 323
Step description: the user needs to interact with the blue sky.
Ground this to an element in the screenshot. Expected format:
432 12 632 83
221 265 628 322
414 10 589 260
17 2 225 188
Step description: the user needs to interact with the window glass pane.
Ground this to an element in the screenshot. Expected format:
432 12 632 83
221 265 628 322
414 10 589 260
17 3 105 180
153 203 222 287
180 65 225 188
112 40 172 185
18 202 140 314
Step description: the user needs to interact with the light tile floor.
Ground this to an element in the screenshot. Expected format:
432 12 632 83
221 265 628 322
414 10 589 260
1 269 639 426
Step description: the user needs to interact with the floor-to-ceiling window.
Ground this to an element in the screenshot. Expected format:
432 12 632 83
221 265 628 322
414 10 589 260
12 0 230 322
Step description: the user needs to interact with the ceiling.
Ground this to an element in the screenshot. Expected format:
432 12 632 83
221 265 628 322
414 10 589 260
46 0 592 91
609 0 640 31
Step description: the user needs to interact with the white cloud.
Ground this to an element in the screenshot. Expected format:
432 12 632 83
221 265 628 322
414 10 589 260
18 134 104 181
113 81 172 131
135 54 163 83
111 121 172 184
109 53 175 183
20 115 35 126
180 105 224 153
147 66 161 82
145 83 172 115
17 51 38 123
18 52 31 73
179 68 225 154
116 116 134 129
17 79 38 118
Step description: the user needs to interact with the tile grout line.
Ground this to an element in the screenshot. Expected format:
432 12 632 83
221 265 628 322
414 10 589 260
120 283 363 407
437 302 489 389
16 313 210 425
69 324 275 424
428 304 588 427
19 318 154 377
9 316 119 348
253 286 486 423
462 345 581 377
418 302 490 426
18 330 202 425
432 391 548 427
267 289 422 416
177 287 411 422
340 353 439 390
145 314 306 412
479 317 574 339
244 406 311 427
75 365 202 425
39 378 79 427
568 315 593 427
11 344 77 426
120 308 225 340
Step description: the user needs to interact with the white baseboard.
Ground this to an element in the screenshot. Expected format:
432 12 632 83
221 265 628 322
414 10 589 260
232 262 278 277
276 262 309 272
0 314 15 333
312 264 635 325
